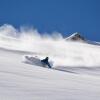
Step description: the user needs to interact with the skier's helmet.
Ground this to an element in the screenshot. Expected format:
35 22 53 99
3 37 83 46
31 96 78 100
46 57 49 60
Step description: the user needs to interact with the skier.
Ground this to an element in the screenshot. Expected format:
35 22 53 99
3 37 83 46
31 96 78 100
41 57 51 68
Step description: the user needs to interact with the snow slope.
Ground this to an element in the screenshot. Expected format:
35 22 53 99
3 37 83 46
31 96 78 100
0 47 100 100
0 24 100 100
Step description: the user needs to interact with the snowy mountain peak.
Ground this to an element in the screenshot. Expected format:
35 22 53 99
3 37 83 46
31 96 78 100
66 32 85 41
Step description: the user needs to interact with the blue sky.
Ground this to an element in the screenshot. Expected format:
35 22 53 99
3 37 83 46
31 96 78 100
0 0 100 41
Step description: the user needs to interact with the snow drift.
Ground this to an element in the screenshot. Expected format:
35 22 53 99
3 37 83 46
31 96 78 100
0 24 100 67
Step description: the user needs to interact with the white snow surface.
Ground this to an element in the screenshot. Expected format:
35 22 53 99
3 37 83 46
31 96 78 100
0 24 100 100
